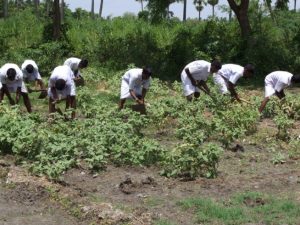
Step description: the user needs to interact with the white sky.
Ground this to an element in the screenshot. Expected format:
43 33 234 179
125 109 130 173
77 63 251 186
65 0 298 20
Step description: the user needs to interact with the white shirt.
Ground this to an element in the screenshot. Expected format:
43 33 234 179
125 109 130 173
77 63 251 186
122 68 150 90
217 64 244 85
21 60 42 82
183 60 211 81
265 71 293 92
64 57 81 72
0 63 23 87
49 65 74 89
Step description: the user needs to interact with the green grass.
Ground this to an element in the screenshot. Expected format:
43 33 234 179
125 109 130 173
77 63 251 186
178 192 300 225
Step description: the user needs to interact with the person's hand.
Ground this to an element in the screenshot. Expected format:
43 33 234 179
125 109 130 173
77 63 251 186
191 79 197 86
136 99 144 105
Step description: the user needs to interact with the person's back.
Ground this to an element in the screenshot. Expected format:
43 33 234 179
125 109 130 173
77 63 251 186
265 71 293 87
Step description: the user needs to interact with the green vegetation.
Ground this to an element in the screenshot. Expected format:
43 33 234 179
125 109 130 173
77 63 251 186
179 192 300 225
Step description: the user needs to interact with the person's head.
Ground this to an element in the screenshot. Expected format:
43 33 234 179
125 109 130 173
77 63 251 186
78 59 88 69
55 79 66 91
142 67 152 80
291 74 300 83
7 68 16 81
210 59 222 73
243 64 255 78
25 64 34 73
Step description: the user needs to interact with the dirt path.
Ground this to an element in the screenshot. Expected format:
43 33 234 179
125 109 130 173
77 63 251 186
0 119 300 225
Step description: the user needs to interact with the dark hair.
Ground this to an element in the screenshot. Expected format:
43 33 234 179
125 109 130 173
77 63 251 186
291 74 300 83
79 59 88 68
244 64 255 74
7 68 16 81
55 79 66 91
211 59 222 70
143 67 152 76
25 64 34 73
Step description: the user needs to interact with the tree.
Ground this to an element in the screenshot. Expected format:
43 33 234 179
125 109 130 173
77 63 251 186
227 0 251 39
91 0 94 18
3 0 8 18
275 0 289 10
34 0 39 16
53 0 61 40
136 0 145 11
294 0 296 11
183 0 187 21
99 0 104 18
147 0 175 22
207 0 218 18
193 0 205 20
60 0 64 23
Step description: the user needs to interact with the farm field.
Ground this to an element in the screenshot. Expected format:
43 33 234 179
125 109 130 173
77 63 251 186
0 68 300 225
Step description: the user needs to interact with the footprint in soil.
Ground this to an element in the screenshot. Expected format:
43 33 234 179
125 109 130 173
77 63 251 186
119 176 156 194
243 197 265 207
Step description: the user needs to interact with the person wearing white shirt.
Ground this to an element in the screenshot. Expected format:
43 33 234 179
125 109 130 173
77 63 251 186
64 57 88 86
213 64 255 101
48 65 76 119
259 71 300 113
119 67 152 109
21 59 47 97
0 63 32 112
181 59 222 101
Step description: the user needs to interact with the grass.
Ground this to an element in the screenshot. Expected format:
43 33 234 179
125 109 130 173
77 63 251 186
178 192 300 225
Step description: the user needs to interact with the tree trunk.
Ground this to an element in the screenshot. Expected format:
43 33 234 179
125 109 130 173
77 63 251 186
46 0 51 15
294 0 297 11
183 0 187 21
60 0 64 24
229 9 232 21
53 0 61 40
91 0 94 18
3 0 8 18
99 0 104 18
34 0 39 16
227 0 251 39
198 10 201 20
141 0 144 11
212 5 215 17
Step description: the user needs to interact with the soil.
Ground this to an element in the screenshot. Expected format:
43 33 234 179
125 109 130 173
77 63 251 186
0 119 300 225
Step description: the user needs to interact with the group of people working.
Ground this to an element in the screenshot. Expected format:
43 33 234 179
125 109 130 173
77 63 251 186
0 57 299 118
0 58 88 118
120 59 300 114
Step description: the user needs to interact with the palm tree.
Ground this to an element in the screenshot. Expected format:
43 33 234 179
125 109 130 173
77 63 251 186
99 0 104 18
193 0 205 20
3 0 8 18
183 0 187 21
53 0 61 40
207 0 218 18
294 0 296 11
60 0 64 23
91 0 94 18
136 0 144 11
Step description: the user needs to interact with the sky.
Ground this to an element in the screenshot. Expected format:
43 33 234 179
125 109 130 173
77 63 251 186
65 0 298 20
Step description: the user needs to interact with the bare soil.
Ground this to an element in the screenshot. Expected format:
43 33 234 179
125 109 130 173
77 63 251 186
0 118 300 225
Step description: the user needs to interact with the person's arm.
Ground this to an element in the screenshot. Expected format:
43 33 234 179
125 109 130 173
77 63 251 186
37 79 46 90
129 89 143 104
185 68 197 86
259 97 270 113
141 88 148 103
275 90 285 99
197 80 210 95
2 84 16 105
228 81 240 101
50 87 58 102
16 87 21 104
1 84 15 104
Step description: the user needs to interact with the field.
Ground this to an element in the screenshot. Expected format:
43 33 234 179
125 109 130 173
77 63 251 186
0 67 300 225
